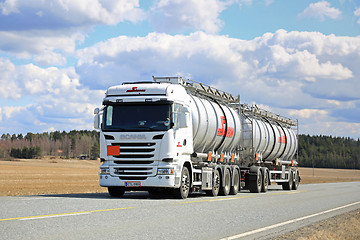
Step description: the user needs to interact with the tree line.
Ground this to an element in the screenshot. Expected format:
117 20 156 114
0 130 99 160
0 131 359 169
298 135 360 170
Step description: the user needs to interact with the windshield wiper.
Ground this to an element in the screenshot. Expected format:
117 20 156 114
134 126 156 130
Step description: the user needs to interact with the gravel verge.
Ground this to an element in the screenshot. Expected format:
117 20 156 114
273 209 360 240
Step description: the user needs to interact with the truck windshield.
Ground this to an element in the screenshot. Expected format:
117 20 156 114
102 104 171 132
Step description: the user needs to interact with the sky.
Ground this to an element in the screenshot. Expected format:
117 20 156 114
0 0 359 139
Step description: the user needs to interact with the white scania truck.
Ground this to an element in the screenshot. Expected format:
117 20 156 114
94 77 299 199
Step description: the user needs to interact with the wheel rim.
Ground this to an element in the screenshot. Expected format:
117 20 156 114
257 172 262 188
214 170 220 191
181 169 190 194
234 171 239 188
224 169 231 193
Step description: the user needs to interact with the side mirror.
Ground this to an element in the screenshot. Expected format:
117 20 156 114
94 114 100 129
94 108 101 129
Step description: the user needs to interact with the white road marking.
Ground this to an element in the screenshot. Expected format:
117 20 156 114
220 201 360 240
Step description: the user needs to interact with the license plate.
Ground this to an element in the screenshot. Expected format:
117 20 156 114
125 181 141 187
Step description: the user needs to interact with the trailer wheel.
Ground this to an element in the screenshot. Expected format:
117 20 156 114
261 168 269 193
292 170 300 190
174 166 190 199
205 169 221 196
220 168 231 196
249 168 262 193
108 187 125 197
282 170 293 191
229 169 239 195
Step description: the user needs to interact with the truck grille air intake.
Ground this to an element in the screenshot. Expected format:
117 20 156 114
110 142 157 179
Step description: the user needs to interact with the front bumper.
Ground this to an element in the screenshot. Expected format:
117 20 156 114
99 173 180 188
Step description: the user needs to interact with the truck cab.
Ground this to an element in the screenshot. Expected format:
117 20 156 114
94 77 194 197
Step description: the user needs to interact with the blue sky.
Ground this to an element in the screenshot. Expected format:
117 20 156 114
0 0 359 138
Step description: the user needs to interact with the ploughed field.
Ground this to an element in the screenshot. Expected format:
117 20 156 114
0 157 359 196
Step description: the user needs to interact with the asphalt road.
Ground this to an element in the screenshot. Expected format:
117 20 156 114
1 182 360 240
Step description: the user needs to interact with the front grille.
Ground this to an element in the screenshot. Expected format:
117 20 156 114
113 154 154 159
114 161 154 165
111 142 156 159
114 167 152 175
110 141 158 179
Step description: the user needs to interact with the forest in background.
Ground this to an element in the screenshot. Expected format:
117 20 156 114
0 130 99 160
0 131 359 169
298 135 360 170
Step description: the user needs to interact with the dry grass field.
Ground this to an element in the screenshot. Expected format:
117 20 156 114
0 157 359 196
0 157 106 196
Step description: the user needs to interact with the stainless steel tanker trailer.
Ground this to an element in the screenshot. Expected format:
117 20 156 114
94 76 300 199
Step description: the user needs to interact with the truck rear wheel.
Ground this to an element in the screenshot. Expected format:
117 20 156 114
261 168 269 193
205 169 221 196
174 166 190 199
249 168 262 193
220 168 231 196
282 170 293 190
108 187 125 197
229 169 239 195
292 170 300 190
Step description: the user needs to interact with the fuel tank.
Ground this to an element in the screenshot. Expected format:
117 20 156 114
189 94 297 161
189 95 241 153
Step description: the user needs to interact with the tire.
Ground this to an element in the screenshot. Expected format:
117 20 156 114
205 169 221 197
282 170 293 191
261 168 269 193
229 169 240 195
292 170 300 190
249 168 262 193
174 166 190 199
220 168 231 196
108 187 125 197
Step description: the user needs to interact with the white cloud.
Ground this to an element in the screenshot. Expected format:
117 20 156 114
299 1 342 21
355 8 360 24
289 109 328 119
0 0 145 66
0 57 21 99
34 50 67 66
149 0 231 33
0 59 105 133
0 0 145 28
0 0 18 15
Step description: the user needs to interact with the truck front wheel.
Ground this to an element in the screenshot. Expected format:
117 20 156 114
108 187 125 197
174 166 190 199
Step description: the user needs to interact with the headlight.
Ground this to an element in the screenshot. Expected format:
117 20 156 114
100 168 110 175
157 168 175 175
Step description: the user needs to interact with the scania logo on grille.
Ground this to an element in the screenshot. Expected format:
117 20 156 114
120 134 146 140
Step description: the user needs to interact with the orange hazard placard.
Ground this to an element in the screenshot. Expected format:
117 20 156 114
107 145 120 156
